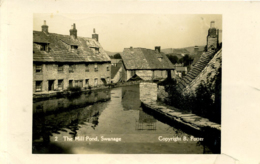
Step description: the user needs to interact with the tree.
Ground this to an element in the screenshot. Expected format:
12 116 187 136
113 53 122 59
181 54 193 66
166 55 178 64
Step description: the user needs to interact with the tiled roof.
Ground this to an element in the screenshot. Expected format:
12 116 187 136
191 51 203 66
177 49 220 90
121 48 175 70
33 31 110 63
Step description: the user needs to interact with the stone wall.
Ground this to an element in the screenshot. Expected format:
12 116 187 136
139 82 157 101
33 62 111 93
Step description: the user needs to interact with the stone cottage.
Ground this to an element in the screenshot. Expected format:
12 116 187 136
33 21 111 94
120 46 175 81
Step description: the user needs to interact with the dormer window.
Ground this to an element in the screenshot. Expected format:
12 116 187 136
71 45 78 51
95 47 99 54
158 57 163 62
36 43 49 52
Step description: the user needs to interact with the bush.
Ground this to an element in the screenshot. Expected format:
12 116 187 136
67 86 82 92
164 67 221 124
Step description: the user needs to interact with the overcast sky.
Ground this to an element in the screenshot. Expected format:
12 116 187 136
34 14 222 52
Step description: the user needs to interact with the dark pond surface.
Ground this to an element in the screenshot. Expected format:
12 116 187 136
33 85 211 154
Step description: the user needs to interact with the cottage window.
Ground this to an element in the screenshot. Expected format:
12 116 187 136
36 64 42 73
75 80 83 88
94 63 98 72
58 64 63 72
35 81 42 92
85 64 89 72
69 65 74 73
107 65 110 71
58 80 63 90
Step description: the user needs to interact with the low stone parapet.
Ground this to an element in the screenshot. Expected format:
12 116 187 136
141 99 221 131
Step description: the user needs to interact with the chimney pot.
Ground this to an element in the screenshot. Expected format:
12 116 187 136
92 28 99 42
70 23 77 39
42 20 48 33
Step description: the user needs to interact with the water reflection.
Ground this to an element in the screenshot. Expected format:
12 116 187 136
135 110 156 130
33 89 111 143
33 85 207 154
121 85 140 110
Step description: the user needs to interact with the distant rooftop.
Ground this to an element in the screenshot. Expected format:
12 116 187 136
121 47 175 70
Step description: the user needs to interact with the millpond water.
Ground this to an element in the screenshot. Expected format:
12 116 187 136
33 85 211 154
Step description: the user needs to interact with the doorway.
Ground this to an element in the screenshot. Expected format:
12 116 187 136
69 80 73 88
101 78 107 85
48 80 55 91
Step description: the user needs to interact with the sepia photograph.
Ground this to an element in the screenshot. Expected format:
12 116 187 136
2 1 260 163
32 14 222 154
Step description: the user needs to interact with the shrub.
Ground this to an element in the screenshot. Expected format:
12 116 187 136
67 86 82 92
164 67 221 124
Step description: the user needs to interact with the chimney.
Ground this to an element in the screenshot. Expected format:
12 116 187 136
210 21 215 28
70 23 77 39
92 28 99 42
155 46 161 53
41 20 48 33
194 45 199 55
130 46 134 54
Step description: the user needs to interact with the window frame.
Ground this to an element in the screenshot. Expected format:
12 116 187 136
69 64 74 73
58 64 63 73
35 64 42 73
35 81 42 92
58 79 63 90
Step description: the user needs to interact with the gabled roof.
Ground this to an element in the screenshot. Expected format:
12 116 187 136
121 48 175 70
177 49 221 90
33 31 110 63
111 66 121 79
